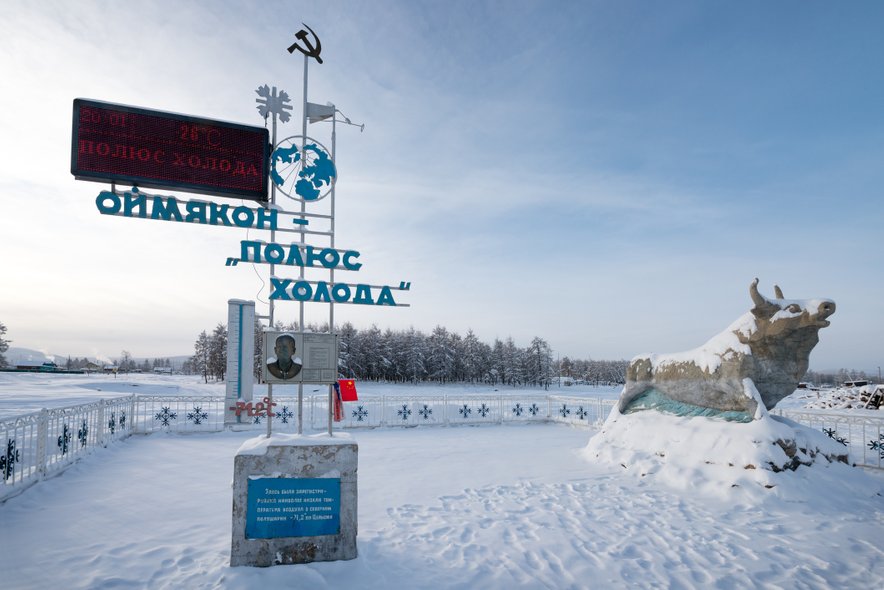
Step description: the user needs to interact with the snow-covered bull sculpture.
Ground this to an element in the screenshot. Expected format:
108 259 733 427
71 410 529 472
618 279 835 421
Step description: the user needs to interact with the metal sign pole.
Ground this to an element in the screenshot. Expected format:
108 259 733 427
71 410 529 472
328 112 337 436
297 53 308 436
266 107 279 439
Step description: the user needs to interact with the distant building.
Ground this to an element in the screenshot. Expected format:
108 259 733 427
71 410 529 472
14 360 58 372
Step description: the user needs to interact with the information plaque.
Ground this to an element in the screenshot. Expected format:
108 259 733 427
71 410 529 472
246 477 341 538
263 331 339 384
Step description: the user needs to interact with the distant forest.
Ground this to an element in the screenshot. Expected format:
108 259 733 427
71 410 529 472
179 319 878 388
181 320 629 387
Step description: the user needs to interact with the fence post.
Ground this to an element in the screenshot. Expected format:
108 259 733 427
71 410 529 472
36 408 49 478
129 395 137 435
98 400 106 447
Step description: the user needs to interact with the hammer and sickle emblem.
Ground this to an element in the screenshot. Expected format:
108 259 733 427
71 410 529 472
287 23 323 64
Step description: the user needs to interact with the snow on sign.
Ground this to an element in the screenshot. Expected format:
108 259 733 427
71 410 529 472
71 98 270 202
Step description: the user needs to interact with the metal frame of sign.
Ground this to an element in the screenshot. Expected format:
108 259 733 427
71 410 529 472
71 98 271 202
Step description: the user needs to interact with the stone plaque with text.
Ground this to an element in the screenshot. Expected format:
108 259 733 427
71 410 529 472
246 477 340 538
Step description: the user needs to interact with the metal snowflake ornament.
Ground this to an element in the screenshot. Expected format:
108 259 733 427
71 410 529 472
397 404 412 420
528 403 540 417
1 439 21 480
278 406 294 424
458 404 472 419
512 403 524 417
559 404 571 418
108 412 116 435
477 403 491 418
119 411 127 430
352 406 369 422
576 406 588 420
867 434 884 459
78 420 89 447
58 424 72 455
255 85 293 122
823 427 848 446
186 406 209 425
418 405 433 420
154 407 178 427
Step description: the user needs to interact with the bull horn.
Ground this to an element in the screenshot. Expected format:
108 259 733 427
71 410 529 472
774 285 784 299
750 278 766 307
750 278 778 317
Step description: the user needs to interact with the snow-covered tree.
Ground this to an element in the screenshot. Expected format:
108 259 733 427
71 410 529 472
193 331 210 383
208 323 227 381
526 337 553 389
403 327 427 383
118 350 133 372
427 325 454 383
337 321 359 378
560 356 573 378
461 329 482 383
502 337 524 386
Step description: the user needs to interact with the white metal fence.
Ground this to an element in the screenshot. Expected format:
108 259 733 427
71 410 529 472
2 394 881 501
0 397 133 499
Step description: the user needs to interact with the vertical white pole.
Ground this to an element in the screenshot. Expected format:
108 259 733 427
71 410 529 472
297 54 308 435
328 112 337 436
266 105 278 439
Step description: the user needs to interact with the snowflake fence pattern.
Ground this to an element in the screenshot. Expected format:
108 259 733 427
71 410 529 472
1 438 21 480
186 406 209 425
278 406 294 424
869 434 884 459
154 407 178 427
1 395 881 501
57 424 71 455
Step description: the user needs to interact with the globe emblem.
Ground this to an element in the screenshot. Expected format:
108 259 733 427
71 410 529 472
270 136 336 201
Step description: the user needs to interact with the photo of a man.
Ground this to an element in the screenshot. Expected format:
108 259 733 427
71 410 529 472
266 333 302 380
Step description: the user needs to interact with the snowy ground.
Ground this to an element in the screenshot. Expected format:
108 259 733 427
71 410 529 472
1 375 882 589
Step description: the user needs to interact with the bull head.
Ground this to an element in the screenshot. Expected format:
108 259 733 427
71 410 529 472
748 278 835 338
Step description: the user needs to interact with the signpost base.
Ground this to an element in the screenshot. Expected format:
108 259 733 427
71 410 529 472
231 433 357 567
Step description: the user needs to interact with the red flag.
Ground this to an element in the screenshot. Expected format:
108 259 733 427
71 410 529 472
337 379 358 401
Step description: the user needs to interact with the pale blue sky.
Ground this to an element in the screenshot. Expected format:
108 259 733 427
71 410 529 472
1 1 882 371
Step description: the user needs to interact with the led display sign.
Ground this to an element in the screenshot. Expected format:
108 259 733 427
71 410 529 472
72 99 270 202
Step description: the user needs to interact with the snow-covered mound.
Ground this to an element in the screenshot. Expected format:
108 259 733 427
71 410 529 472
582 407 868 500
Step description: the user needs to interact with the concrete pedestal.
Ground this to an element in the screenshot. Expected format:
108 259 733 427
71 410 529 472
231 433 357 567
